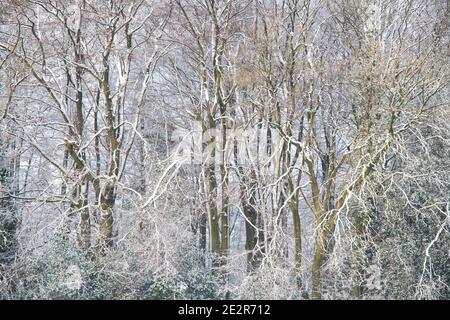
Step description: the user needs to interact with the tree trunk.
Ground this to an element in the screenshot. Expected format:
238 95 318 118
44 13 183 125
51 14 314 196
97 186 115 251
220 107 229 260
311 233 325 300
243 188 258 272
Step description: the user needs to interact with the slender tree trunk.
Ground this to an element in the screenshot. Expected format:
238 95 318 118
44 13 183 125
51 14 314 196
311 230 325 300
243 187 259 271
96 49 120 251
240 169 262 272
205 116 220 262
220 107 229 260
78 181 91 250
290 195 303 287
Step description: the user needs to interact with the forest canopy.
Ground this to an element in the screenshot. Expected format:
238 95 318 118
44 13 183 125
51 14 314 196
0 0 449 300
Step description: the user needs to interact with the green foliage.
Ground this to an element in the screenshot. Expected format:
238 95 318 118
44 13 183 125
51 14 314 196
135 241 219 300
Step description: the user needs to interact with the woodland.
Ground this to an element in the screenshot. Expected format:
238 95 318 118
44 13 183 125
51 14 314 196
0 0 449 300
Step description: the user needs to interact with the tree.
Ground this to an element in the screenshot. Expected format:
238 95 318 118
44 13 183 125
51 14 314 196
0 0 448 300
